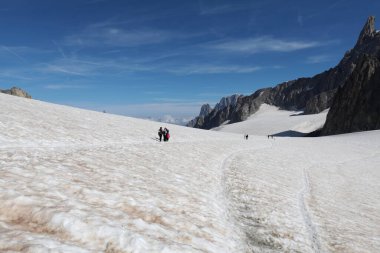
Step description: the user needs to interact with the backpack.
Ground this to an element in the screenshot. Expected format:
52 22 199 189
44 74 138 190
166 133 170 139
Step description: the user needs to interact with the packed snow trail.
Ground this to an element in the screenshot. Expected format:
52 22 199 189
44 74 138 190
223 140 314 252
222 135 380 253
298 167 322 253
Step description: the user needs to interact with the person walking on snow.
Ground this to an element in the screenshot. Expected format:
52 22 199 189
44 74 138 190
158 127 164 142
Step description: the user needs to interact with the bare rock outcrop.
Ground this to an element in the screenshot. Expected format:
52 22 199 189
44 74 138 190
0 87 32 99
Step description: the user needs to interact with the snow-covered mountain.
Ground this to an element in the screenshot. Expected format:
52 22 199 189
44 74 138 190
1 93 379 252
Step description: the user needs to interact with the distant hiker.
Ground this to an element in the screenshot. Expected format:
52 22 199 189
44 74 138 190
158 127 164 142
246 134 249 140
267 135 269 139
163 127 170 142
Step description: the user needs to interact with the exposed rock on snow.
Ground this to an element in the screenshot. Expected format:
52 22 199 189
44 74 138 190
0 86 31 98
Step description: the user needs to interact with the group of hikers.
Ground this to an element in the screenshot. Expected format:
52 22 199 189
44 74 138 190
156 128 277 142
158 127 170 142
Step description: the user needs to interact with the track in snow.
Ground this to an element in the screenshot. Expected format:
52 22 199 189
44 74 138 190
298 167 323 253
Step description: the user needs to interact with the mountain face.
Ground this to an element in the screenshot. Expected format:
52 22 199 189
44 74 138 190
193 16 380 130
214 94 242 111
186 94 242 127
321 54 380 135
199 104 212 117
0 87 31 99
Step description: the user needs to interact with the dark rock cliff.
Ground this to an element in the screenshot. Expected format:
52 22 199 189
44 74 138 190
321 54 380 135
193 16 380 129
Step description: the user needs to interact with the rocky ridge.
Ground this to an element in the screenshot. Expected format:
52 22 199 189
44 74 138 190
192 16 380 130
320 54 380 135
187 94 243 127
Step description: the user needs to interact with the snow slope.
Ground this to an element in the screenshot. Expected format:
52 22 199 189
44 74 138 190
213 104 328 136
1 93 379 252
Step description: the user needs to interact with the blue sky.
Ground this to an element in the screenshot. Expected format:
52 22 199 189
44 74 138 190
0 0 379 121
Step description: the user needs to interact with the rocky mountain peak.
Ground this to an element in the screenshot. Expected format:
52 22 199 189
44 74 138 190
356 16 376 45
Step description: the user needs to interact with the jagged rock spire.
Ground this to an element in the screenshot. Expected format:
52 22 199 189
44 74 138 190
357 16 376 45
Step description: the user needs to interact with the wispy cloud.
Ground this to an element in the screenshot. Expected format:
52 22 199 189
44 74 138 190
44 84 87 90
208 36 322 54
65 28 174 47
52 40 67 59
63 20 202 48
0 69 34 80
42 64 87 76
0 45 27 63
306 54 334 64
37 54 262 76
167 64 262 75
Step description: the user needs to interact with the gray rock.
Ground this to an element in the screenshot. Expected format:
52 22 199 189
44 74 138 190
0 87 32 98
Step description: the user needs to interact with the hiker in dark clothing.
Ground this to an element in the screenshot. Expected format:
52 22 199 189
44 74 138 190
158 127 164 142
163 127 170 142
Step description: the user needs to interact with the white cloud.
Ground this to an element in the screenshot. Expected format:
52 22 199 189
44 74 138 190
209 36 322 54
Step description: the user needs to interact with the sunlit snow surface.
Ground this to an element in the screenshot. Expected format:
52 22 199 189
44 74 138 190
1 94 379 252
213 104 328 136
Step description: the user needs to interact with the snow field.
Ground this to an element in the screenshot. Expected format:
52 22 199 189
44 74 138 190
213 104 328 136
0 141 252 252
223 135 380 252
1 93 380 252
